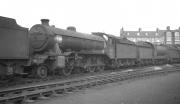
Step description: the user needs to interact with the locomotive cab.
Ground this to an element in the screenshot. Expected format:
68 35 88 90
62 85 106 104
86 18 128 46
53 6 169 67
92 32 137 68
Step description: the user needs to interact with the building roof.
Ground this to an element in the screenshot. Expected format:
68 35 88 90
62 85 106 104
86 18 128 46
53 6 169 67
122 30 165 38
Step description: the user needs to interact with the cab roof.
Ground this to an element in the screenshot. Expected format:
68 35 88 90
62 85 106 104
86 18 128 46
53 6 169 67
136 41 155 48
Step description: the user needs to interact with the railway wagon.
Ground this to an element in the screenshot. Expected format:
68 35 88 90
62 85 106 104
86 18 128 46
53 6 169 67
172 44 180 62
155 44 180 64
154 44 167 64
136 41 155 65
166 45 180 63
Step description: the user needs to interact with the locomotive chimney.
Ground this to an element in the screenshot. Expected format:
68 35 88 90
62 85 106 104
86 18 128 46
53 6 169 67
41 19 49 26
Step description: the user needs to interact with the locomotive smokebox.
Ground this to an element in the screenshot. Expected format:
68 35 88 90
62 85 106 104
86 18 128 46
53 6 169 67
29 19 56 52
41 19 49 26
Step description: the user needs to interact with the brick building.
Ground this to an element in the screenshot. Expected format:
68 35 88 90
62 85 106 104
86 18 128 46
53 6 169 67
120 26 180 45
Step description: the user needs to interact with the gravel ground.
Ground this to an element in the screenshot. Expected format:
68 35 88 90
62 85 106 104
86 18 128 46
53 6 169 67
34 71 180 104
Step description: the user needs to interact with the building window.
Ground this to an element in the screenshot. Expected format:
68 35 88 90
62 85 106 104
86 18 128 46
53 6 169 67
137 33 140 36
160 37 164 43
156 33 158 36
147 39 150 42
145 33 148 36
166 32 172 41
175 32 180 44
156 39 160 43
175 32 180 41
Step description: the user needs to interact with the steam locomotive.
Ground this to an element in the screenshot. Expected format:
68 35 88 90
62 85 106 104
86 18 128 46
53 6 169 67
0 16 180 79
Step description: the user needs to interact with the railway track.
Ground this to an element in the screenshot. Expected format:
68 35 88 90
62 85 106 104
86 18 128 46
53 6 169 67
0 65 179 104
0 65 154 88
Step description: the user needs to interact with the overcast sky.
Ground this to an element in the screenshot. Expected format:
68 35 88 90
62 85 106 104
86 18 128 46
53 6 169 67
1 0 180 36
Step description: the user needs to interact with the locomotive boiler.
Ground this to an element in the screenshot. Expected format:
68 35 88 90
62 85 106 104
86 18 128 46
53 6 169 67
29 19 106 52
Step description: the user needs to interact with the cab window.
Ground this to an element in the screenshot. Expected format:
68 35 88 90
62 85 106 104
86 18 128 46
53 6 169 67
109 38 112 44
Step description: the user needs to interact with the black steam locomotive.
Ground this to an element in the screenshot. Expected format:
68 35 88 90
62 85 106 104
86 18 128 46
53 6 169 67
0 16 180 79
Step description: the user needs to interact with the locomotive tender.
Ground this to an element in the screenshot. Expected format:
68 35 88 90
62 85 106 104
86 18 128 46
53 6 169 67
0 16 180 79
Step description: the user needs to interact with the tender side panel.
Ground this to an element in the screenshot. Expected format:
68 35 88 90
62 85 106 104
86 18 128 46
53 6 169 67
168 50 179 58
139 47 153 59
116 43 137 59
0 28 29 59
